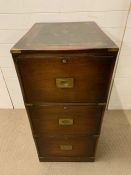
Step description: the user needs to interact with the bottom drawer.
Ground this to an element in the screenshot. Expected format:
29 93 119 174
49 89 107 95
35 136 98 157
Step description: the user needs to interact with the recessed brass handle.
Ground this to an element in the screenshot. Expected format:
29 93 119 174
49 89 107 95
59 118 73 125
56 78 74 88
60 145 72 150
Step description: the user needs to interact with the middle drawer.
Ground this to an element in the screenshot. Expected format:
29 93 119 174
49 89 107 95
27 105 104 136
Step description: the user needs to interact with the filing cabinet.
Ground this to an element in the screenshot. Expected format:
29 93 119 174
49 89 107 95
11 22 118 162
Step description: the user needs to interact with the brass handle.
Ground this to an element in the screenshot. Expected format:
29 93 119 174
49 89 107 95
59 118 73 125
60 145 72 150
56 78 74 88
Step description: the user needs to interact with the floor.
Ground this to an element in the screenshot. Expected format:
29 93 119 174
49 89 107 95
0 109 131 175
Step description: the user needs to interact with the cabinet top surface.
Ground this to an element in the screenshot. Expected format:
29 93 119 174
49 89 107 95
11 22 118 52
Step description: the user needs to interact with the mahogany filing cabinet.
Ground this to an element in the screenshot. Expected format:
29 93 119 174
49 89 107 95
11 22 119 162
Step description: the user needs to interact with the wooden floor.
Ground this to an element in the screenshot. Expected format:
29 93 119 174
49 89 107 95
0 109 131 175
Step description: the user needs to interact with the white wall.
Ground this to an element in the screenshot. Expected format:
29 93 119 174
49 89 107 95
109 9 131 109
0 0 130 109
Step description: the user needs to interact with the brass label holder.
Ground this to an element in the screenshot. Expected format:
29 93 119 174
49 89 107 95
56 78 74 88
59 118 73 125
60 145 73 150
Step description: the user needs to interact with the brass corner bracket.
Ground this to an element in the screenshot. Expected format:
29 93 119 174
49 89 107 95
11 48 21 54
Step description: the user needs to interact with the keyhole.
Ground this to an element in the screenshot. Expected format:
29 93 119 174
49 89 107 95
62 59 67 64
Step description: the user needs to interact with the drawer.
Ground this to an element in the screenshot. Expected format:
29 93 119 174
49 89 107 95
16 54 115 103
28 105 104 136
35 136 98 157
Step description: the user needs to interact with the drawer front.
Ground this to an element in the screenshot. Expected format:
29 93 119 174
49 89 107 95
36 136 98 157
16 54 115 103
28 105 104 136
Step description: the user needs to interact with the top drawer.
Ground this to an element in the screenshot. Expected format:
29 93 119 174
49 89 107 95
15 54 115 103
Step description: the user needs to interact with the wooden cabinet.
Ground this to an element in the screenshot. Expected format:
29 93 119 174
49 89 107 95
11 22 118 162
